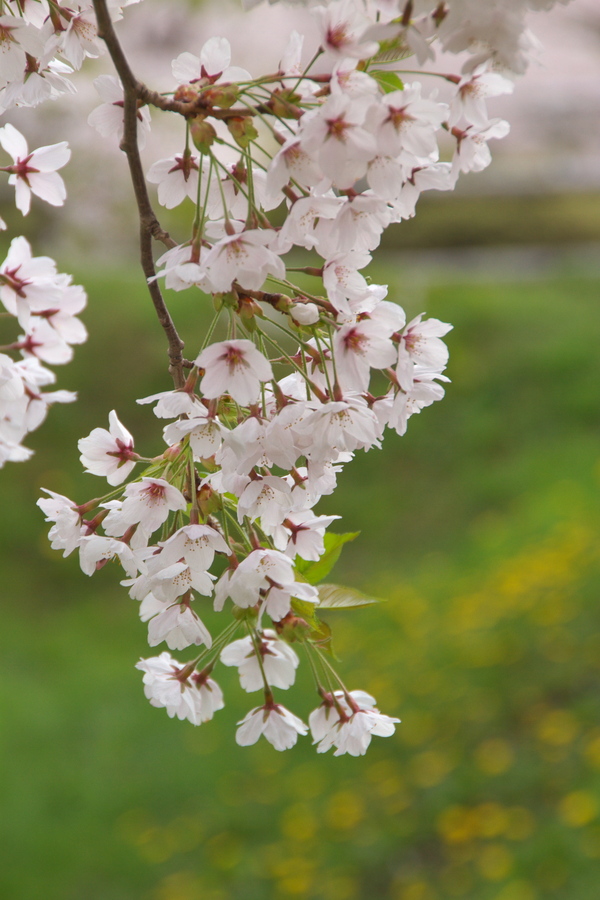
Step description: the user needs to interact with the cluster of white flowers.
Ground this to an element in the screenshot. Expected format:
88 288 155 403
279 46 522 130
0 0 142 113
0 0 149 463
0 122 85 466
0 0 572 751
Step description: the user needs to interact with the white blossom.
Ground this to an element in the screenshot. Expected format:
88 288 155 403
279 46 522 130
136 653 224 725
146 153 200 209
78 410 137 485
202 229 285 294
37 489 84 557
311 690 400 756
103 477 186 536
195 339 273 406
0 124 70 216
236 702 308 750
221 631 299 692
88 75 151 149
147 602 212 651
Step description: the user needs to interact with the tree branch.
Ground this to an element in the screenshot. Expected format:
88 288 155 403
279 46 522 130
136 84 262 120
92 0 185 389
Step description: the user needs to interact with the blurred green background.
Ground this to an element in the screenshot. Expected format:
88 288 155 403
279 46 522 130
1 188 600 900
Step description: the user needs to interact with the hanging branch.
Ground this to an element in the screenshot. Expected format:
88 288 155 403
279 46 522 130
92 0 185 389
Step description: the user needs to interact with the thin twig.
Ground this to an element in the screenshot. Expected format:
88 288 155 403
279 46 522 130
92 0 185 388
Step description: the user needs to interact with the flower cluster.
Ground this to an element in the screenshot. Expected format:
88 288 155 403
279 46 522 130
0 0 144 462
0 122 85 467
0 0 573 750
0 0 140 112
38 308 431 751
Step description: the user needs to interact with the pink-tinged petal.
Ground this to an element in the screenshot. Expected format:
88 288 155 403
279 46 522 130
172 51 200 83
45 390 77 405
108 409 134 446
52 315 87 345
88 104 124 139
13 178 32 215
264 707 307 750
157 174 187 209
200 37 231 75
92 74 123 103
30 142 71 172
0 123 28 161
236 708 265 746
146 158 176 182
29 172 67 207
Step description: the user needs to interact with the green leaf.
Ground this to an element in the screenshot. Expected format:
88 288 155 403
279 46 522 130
371 36 413 66
372 70 405 94
317 583 386 610
291 597 321 624
295 532 360 585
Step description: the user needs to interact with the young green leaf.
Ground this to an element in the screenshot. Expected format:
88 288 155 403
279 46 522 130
372 70 405 94
295 532 360 585
317 583 386 610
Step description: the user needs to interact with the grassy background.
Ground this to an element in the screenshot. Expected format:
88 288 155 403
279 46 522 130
1 248 600 899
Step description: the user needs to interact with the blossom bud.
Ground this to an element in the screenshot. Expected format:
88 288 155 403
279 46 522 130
238 294 264 321
162 443 182 461
266 88 302 119
174 84 200 103
190 115 217 152
274 612 312 643
205 83 239 109
226 116 258 149
198 482 222 518
290 302 320 326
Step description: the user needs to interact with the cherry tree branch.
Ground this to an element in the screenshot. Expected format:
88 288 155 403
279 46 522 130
136 85 263 120
92 0 185 389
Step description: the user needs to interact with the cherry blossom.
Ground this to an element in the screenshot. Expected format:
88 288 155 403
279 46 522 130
78 534 138 577
0 236 63 327
146 601 213 651
103 477 186 536
147 152 200 209
448 65 515 128
223 548 296 610
369 85 447 162
195 339 273 406
276 511 341 560
202 229 285 293
333 318 398 392
17 0 562 753
136 653 224 725
314 0 379 60
0 124 70 215
158 523 230 577
310 690 400 756
299 93 377 190
0 15 44 89
88 75 151 149
60 9 104 69
78 410 138 485
172 36 251 85
452 118 511 175
37 489 84 557
220 631 299 692
236 701 308 750
396 314 452 391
